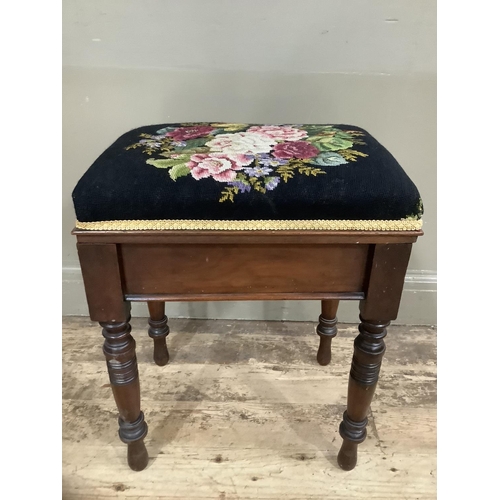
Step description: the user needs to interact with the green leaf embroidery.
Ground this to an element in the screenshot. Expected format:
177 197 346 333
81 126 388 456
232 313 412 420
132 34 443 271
301 125 334 135
177 146 210 155
219 186 239 203
248 177 266 193
182 138 209 149
210 123 248 132
275 160 325 182
146 155 190 169
235 173 250 185
169 163 191 181
351 138 366 146
276 164 296 182
298 166 326 176
337 149 369 161
307 135 353 152
146 159 175 169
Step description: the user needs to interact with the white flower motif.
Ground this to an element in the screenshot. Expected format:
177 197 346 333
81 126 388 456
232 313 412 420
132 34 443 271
206 132 276 155
247 125 307 142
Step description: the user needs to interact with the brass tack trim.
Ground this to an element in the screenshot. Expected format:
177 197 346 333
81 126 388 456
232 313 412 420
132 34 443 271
75 218 423 231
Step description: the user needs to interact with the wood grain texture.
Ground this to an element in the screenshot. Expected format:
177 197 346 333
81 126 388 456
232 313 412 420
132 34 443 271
338 319 389 470
100 319 149 471
63 317 436 499
77 243 128 322
73 229 422 245
360 244 412 321
147 301 170 366
316 300 339 366
120 244 369 295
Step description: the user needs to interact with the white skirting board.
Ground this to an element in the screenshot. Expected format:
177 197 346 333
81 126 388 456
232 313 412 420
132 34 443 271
62 267 436 325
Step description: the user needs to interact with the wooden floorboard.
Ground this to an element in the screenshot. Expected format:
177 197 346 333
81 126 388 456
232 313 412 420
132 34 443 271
62 317 436 499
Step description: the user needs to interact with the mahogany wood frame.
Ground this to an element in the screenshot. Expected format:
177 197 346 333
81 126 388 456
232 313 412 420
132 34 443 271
73 228 421 472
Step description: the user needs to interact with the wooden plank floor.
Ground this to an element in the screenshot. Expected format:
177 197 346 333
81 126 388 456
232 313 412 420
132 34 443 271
62 317 437 500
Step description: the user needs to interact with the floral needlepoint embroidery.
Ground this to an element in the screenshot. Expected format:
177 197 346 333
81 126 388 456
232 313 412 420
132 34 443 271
272 141 319 159
245 166 274 177
187 153 252 182
126 123 368 202
166 125 215 141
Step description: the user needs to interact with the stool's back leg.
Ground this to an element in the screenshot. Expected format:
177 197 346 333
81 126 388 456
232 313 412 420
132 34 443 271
316 299 339 366
147 301 170 366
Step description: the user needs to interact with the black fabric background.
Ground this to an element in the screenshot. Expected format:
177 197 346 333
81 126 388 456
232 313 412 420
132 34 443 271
72 123 423 222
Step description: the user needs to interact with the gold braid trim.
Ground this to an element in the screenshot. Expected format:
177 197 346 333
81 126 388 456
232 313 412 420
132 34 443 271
75 218 423 231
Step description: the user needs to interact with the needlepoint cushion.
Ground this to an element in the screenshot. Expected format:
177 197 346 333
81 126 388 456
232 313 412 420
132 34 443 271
72 123 423 231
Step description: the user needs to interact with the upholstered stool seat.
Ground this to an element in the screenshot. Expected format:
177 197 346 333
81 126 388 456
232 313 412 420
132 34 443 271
71 122 423 474
72 123 422 231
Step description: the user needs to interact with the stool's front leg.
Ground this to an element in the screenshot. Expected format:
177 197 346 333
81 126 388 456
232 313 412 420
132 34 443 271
101 319 149 471
336 243 412 470
147 301 170 366
316 299 339 365
337 318 388 470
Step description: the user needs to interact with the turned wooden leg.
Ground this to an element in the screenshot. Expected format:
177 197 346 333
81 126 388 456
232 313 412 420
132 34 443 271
337 317 389 471
101 318 149 471
147 301 170 366
316 299 339 366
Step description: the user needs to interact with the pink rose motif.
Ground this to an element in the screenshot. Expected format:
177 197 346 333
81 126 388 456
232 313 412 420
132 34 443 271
272 141 319 159
187 153 253 182
166 125 214 141
247 125 307 142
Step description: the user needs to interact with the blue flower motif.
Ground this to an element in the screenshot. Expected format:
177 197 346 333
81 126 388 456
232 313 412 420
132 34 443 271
155 127 176 135
139 139 161 148
172 141 187 148
310 152 348 166
257 154 287 167
227 181 251 193
264 177 280 191
244 166 274 178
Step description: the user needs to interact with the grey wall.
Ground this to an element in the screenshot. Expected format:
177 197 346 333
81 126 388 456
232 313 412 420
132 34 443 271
63 0 436 324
